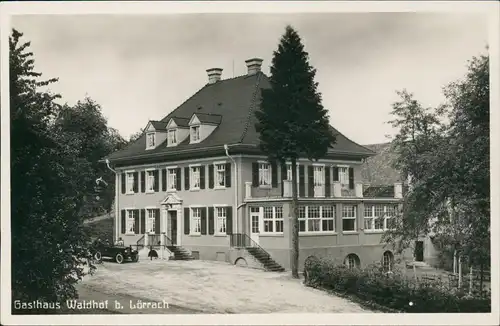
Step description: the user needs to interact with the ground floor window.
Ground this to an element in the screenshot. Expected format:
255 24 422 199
382 251 394 272
364 204 398 231
126 209 138 234
342 205 357 232
215 206 227 234
298 205 336 233
146 208 157 233
191 207 202 234
344 253 360 270
262 206 283 233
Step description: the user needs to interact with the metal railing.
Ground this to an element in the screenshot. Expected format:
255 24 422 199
229 233 270 261
135 235 145 250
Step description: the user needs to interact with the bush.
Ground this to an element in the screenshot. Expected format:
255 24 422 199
304 258 490 313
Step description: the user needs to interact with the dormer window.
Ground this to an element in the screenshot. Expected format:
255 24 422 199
191 126 200 143
168 129 177 146
146 132 156 150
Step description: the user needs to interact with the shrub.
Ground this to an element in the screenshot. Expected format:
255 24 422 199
304 257 490 313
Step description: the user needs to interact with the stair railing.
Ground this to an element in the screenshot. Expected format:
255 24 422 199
229 233 270 261
135 235 144 250
163 233 173 247
147 233 162 247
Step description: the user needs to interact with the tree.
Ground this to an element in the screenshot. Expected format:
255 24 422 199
10 29 96 312
53 98 127 216
384 53 489 282
129 128 144 142
255 25 336 278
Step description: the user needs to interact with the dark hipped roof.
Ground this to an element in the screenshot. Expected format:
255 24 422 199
106 72 375 163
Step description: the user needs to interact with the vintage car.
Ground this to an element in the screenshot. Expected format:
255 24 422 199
92 241 139 264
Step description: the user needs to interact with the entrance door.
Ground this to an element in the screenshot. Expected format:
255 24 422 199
415 241 424 262
250 207 260 246
169 211 177 246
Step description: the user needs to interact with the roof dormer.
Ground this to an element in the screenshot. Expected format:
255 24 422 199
188 113 222 144
166 117 190 147
144 120 168 150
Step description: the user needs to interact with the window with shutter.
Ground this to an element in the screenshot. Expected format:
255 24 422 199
191 207 202 235
214 163 226 188
145 170 156 193
214 206 227 235
125 209 138 234
166 168 177 191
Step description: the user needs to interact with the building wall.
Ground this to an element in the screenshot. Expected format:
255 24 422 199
116 155 237 248
114 153 426 271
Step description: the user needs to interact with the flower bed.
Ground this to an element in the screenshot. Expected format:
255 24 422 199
304 257 490 313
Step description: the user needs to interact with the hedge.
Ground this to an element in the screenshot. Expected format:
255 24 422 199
304 257 490 313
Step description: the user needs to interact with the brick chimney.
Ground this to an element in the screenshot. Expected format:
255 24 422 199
206 68 223 84
245 58 263 75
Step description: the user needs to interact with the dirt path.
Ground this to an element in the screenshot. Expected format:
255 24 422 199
73 283 202 314
80 259 369 313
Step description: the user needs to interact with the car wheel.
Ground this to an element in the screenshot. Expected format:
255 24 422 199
132 255 139 262
115 253 124 264
94 251 102 262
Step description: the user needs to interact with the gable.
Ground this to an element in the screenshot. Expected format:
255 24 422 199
146 122 156 132
189 114 201 126
166 119 177 129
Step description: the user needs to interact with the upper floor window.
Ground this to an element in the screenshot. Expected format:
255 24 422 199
259 163 271 187
191 166 201 190
342 205 357 232
338 167 349 188
167 129 177 146
126 172 135 194
146 170 155 193
286 163 300 182
146 132 156 149
167 168 177 191
215 164 226 188
191 126 200 143
313 166 325 186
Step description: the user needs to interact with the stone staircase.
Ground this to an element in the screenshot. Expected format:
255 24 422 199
246 247 285 272
166 246 195 261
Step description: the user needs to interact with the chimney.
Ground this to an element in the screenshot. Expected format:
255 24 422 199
206 68 223 84
245 58 263 75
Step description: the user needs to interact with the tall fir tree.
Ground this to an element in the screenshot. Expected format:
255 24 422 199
255 25 336 278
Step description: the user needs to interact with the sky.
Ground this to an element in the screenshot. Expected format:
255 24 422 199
12 12 488 145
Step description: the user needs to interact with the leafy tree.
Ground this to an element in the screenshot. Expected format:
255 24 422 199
129 128 144 142
53 98 127 216
10 29 96 312
255 25 336 278
384 53 489 283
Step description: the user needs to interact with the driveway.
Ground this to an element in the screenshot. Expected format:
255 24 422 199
78 259 369 313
